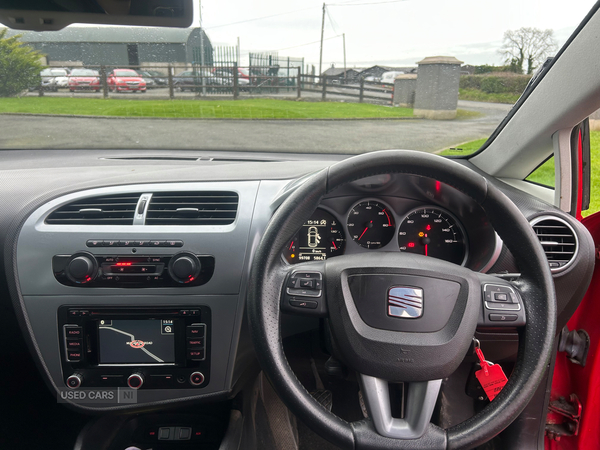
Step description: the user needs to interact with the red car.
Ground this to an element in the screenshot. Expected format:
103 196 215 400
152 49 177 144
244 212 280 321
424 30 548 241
68 68 101 92
107 69 147 93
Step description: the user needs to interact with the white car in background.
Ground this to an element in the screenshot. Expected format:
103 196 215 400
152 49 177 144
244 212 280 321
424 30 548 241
380 70 405 85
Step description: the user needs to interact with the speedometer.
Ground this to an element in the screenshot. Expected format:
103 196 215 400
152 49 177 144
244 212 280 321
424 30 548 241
397 207 467 265
283 209 346 264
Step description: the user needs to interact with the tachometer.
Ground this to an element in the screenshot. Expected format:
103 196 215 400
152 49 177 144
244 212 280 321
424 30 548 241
347 201 396 249
283 209 346 264
397 207 467 265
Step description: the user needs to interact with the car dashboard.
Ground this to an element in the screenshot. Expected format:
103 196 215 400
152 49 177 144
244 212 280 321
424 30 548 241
0 149 594 413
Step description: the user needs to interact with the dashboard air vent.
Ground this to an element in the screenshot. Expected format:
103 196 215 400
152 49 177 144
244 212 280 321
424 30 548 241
45 193 140 225
531 216 578 272
146 191 239 226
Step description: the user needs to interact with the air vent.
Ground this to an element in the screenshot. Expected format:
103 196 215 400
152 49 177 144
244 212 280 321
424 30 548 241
45 193 140 225
531 216 578 272
146 191 239 226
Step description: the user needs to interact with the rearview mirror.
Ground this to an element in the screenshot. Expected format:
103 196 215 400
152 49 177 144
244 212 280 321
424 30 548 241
0 0 193 31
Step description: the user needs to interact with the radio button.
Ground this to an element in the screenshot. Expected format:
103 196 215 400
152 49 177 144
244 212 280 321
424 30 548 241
67 350 83 361
187 338 204 348
190 372 205 386
65 326 83 337
186 325 205 337
66 374 83 389
190 310 200 316
66 339 83 350
68 310 80 317
127 373 144 389
187 349 205 360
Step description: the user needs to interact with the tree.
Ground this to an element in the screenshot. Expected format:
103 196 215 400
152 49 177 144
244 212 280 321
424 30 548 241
0 28 45 97
499 27 557 75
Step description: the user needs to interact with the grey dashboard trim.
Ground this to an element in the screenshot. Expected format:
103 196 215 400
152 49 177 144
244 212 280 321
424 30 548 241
11 180 274 411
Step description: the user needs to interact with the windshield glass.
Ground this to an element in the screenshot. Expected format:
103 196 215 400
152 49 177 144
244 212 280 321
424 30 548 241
0 0 595 154
113 70 139 77
70 69 99 76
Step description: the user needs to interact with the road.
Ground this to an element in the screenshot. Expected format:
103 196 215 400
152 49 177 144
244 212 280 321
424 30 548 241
0 100 511 153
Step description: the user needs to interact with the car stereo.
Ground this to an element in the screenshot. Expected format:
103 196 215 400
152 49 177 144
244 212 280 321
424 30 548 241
58 306 211 390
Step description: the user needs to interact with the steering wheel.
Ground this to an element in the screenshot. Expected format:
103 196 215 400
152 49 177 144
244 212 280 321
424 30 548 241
247 150 556 450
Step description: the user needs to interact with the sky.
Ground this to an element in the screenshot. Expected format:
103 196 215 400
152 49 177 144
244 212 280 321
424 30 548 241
197 0 599 69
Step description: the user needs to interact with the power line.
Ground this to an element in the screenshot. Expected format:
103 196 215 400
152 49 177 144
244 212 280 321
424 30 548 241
204 6 316 30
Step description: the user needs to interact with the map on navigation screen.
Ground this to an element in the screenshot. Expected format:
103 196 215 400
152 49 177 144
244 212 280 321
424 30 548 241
98 319 175 364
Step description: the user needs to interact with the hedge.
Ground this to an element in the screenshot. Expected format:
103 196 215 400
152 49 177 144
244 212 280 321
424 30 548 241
460 73 532 95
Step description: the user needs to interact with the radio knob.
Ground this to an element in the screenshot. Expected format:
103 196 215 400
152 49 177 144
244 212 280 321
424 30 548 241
66 373 83 389
66 252 98 284
168 253 201 284
127 373 144 389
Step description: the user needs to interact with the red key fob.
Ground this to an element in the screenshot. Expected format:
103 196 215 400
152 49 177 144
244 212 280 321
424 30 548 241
474 347 508 401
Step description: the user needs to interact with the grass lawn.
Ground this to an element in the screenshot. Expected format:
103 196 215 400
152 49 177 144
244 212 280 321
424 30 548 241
0 97 415 119
459 88 520 105
440 132 600 217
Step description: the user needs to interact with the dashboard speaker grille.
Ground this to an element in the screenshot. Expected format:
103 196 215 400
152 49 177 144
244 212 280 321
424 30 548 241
146 191 239 226
45 194 140 225
531 216 578 272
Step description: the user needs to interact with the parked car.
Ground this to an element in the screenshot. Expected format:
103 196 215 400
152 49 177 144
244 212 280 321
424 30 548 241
68 68 101 92
38 68 70 91
380 70 405 85
136 70 157 88
107 69 146 93
173 70 230 91
142 70 168 85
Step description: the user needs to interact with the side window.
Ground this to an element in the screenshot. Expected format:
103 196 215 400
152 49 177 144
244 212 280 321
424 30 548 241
526 157 555 188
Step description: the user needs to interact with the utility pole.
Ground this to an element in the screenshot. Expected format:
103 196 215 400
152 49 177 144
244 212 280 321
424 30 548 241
199 0 206 95
318 3 325 83
343 33 346 84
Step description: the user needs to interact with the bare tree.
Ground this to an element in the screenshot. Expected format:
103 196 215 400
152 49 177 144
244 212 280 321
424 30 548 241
500 28 557 74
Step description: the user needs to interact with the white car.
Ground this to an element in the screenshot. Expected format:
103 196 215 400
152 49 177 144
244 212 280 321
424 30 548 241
380 71 405 85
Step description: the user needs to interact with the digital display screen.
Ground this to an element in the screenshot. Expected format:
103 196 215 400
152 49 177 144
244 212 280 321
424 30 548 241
98 319 175 365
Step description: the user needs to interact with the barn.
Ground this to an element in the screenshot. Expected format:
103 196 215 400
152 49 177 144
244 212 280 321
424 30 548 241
6 26 212 67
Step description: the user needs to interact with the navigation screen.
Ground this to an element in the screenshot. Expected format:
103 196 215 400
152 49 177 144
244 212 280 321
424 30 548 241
98 319 175 365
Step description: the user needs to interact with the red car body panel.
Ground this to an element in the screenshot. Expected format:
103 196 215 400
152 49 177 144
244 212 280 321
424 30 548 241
68 76 100 91
108 70 146 92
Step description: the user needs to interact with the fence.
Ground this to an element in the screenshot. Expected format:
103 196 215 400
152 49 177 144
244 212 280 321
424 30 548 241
33 65 393 105
299 74 394 105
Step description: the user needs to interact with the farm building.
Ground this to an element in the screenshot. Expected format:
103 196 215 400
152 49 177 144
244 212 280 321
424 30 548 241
5 26 212 67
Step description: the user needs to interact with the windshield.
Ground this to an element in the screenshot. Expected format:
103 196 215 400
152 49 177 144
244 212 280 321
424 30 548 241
70 69 99 76
0 0 595 154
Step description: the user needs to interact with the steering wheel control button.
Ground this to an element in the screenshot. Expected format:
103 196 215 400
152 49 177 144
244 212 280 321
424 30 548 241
282 268 327 316
485 302 520 311
493 292 508 302
289 299 318 309
127 373 144 389
190 372 205 386
480 283 526 326
489 313 518 322
66 374 83 389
